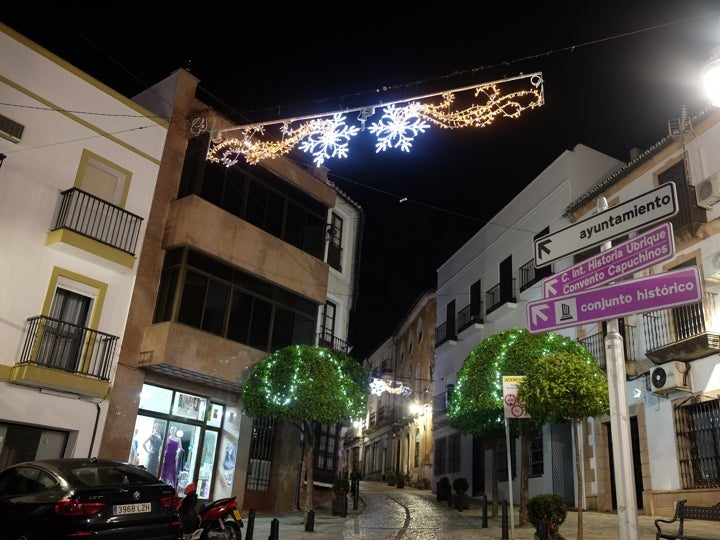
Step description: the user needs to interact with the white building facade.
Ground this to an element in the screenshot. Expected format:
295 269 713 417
0 23 167 463
433 105 720 517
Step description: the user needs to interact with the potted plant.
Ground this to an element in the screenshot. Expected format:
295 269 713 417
396 471 405 488
386 470 397 486
436 476 451 501
331 476 350 517
527 493 568 539
452 477 469 511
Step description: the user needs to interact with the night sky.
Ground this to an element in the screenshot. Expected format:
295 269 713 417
3 1 719 359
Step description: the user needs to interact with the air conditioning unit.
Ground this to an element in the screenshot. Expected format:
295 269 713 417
703 251 720 282
697 172 720 208
650 362 690 396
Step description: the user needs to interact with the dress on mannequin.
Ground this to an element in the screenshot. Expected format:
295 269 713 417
160 426 181 487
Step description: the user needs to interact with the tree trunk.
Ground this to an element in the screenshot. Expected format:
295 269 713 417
491 441 498 517
573 419 584 540
303 420 316 524
519 422 530 527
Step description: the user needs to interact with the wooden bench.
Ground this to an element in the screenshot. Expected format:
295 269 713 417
655 499 720 540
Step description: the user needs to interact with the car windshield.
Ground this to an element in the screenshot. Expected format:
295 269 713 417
66 463 158 487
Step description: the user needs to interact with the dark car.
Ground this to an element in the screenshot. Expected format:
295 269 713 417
0 457 182 540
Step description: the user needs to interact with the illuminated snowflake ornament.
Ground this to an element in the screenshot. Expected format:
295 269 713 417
298 113 360 166
368 103 430 152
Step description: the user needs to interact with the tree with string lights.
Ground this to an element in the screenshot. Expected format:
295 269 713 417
447 327 598 526
242 345 368 523
519 350 609 540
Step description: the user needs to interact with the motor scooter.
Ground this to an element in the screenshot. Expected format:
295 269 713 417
178 482 243 540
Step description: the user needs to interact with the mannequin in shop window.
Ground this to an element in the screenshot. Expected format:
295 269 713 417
160 426 182 487
142 423 162 476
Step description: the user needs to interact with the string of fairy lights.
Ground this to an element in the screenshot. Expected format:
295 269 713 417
205 72 544 168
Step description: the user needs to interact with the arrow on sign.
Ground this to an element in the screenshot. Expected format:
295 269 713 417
540 222 675 298
534 183 678 268
526 266 702 334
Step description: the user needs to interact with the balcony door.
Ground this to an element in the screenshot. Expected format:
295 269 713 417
39 287 92 371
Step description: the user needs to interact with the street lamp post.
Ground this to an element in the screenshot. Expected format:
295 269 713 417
702 46 720 107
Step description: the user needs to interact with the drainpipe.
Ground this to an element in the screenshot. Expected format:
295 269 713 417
89 401 101 458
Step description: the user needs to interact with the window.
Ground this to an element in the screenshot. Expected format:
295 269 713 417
37 271 105 372
316 423 338 471
447 433 461 473
676 397 720 488
154 248 317 352
414 429 420 468
327 213 343 271
530 436 544 476
178 138 327 261
434 437 447 476
319 301 336 347
76 149 130 206
247 418 275 492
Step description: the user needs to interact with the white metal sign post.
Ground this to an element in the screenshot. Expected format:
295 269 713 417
534 182 678 268
503 376 529 540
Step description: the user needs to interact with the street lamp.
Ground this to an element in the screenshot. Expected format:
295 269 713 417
701 46 720 107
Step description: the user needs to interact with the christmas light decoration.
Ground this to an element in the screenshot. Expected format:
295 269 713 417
207 72 544 167
369 378 413 397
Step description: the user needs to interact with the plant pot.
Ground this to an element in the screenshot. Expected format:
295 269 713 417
453 493 469 511
436 485 451 501
396 476 404 488
331 496 348 517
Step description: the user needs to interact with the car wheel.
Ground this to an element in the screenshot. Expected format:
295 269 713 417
223 520 241 540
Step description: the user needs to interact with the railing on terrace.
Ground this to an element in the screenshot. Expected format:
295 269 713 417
19 315 118 381
578 324 638 369
53 188 143 255
643 291 720 351
316 332 351 354
435 321 453 346
486 279 516 314
457 303 483 330
433 392 448 418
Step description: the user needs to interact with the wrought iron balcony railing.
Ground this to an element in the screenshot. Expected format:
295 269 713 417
642 291 720 363
577 324 639 369
52 188 143 255
457 303 483 331
316 332 351 354
19 315 118 381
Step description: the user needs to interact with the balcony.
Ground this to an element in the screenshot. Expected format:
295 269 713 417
457 303 483 336
46 188 143 271
434 321 457 348
316 332 352 354
577 324 640 370
10 315 117 398
518 258 552 298
485 279 517 321
643 291 720 364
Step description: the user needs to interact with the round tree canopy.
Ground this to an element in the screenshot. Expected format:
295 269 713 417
448 328 594 436
243 345 368 425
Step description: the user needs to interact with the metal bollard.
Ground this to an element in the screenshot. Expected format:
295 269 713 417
482 495 488 528
245 508 255 540
305 509 315 532
501 500 509 540
269 517 279 540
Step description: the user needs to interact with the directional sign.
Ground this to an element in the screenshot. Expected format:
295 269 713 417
541 222 675 298
527 266 701 334
534 182 678 268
